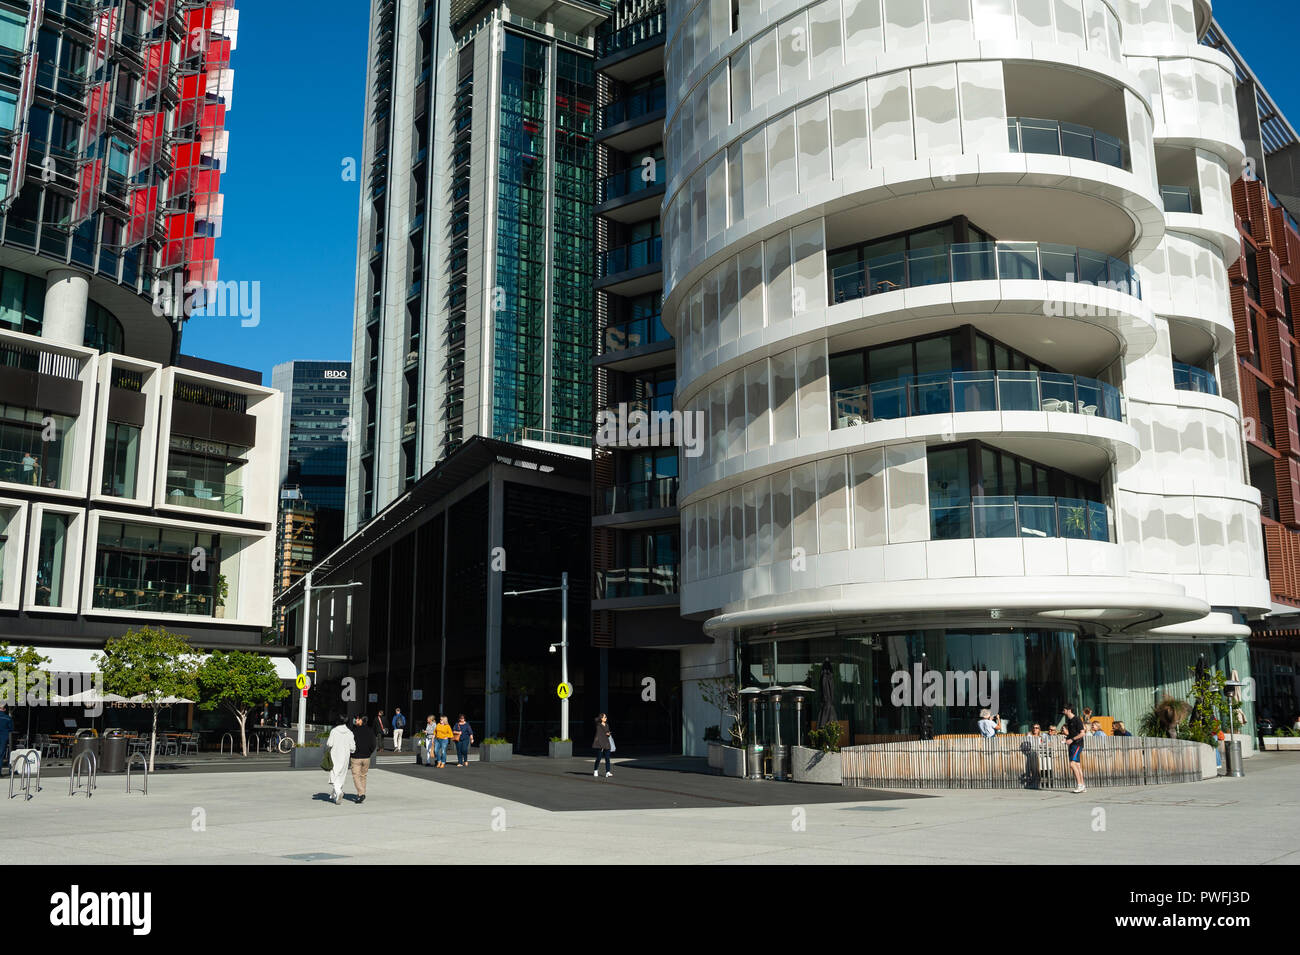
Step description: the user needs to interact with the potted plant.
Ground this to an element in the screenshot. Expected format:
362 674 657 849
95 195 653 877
699 676 747 776
291 733 329 770
704 725 723 770
1262 725 1300 751
214 574 229 619
413 730 428 764
479 736 512 762
793 722 843 784
547 736 572 758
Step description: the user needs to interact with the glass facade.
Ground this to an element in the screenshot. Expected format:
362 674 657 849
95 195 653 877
166 435 248 514
737 628 1253 742
34 511 69 607
550 48 595 438
492 33 549 437
92 520 241 618
0 404 74 489
101 420 141 498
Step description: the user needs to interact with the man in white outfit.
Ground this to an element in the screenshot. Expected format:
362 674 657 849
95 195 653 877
326 718 356 804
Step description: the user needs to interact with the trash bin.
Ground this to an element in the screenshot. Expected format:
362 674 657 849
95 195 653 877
72 736 100 767
100 731 127 774
1226 739 1244 777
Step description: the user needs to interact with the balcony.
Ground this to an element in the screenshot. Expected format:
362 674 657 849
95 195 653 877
92 577 217 617
164 478 244 515
1172 362 1219 396
597 563 679 600
833 371 1124 426
597 312 672 370
830 241 1140 305
596 163 667 221
1160 185 1201 215
597 236 662 295
598 83 666 151
597 477 678 517
596 8 665 60
1007 117 1128 170
931 496 1111 542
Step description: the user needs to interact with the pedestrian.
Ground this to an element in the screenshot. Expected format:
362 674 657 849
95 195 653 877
592 713 614 778
1027 723 1043 741
422 715 436 765
1062 703 1087 793
1090 720 1106 737
452 714 473 767
349 715 377 804
434 715 453 768
372 710 387 752
392 708 406 753
977 709 999 738
0 704 13 776
325 716 356 805
1113 721 1131 737
1047 725 1060 737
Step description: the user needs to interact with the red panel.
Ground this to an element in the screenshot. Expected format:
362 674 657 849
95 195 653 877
175 73 207 127
125 186 158 247
143 42 169 99
74 160 103 223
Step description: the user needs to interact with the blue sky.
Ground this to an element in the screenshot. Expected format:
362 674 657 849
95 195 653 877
179 1 1300 386
178 0 370 384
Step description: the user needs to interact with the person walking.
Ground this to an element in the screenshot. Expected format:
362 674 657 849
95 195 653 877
592 713 614 778
392 708 407 753
434 715 454 768
452 714 473 767
372 710 387 753
325 716 356 805
422 715 436 765
350 715 377 804
1062 703 1087 793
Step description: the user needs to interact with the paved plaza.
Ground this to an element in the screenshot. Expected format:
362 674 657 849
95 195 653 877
2 752 1296 865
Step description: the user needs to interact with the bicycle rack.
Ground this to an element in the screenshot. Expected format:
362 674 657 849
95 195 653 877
248 732 260 754
69 750 97 797
8 752 40 800
220 732 234 755
125 752 148 795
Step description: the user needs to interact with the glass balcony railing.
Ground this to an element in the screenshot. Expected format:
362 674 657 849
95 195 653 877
92 576 218 616
1160 185 1200 214
833 370 1123 426
164 479 245 515
931 496 1111 542
598 162 667 204
599 477 679 516
598 83 666 129
602 312 670 353
599 235 662 277
498 427 593 449
1007 117 1127 170
605 394 675 418
598 563 679 599
595 8 666 58
1172 362 1219 396
830 241 1140 304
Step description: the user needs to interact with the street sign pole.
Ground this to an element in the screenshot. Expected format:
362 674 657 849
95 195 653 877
561 571 569 742
297 570 312 745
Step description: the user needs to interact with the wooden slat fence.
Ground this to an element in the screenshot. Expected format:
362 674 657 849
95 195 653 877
841 736 1206 790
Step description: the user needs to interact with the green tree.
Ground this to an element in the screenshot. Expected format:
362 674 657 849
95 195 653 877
197 651 289 757
698 676 746 746
95 627 200 771
0 643 50 707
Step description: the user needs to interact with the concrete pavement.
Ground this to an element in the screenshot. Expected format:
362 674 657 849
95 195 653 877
2 752 1296 865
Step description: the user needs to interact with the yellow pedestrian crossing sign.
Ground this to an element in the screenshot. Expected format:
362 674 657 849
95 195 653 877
296 674 310 691
557 682 573 700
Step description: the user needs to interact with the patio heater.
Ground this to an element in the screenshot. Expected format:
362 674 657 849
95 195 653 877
765 686 788 781
785 685 815 748
1223 679 1248 777
739 687 763 780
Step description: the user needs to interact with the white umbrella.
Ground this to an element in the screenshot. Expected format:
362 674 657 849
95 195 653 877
49 689 131 704
126 695 194 704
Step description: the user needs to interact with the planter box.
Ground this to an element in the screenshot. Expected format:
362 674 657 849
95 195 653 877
413 739 429 764
547 740 572 758
792 745 842 785
479 742 512 762
706 741 723 771
290 746 324 770
721 745 746 778
1262 737 1300 751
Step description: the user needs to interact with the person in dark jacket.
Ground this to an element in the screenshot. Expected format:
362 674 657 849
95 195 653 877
0 704 13 776
372 710 387 752
349 716 377 804
592 713 613 778
453 714 473 767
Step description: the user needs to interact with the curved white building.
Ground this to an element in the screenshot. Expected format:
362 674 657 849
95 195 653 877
662 0 1265 743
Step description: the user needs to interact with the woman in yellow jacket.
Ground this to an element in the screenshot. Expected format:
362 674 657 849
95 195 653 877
433 715 455 768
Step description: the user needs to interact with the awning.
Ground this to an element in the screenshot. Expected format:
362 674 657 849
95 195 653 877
19 646 299 682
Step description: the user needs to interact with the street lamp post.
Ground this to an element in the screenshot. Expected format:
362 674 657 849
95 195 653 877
296 570 362 745
503 571 570 742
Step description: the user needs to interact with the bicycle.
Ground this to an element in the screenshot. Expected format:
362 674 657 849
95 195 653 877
269 728 294 754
